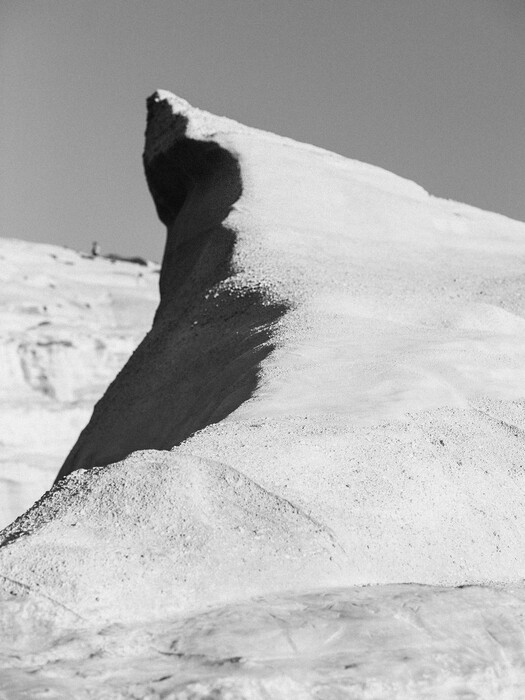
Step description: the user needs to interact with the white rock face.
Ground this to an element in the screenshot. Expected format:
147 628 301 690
0 451 346 624
49 90 525 587
0 238 159 527
2 583 525 698
2 92 525 697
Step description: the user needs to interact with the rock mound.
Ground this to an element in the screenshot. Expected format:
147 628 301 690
0 451 344 624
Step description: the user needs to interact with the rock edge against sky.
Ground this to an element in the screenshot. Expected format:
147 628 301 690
2 91 525 697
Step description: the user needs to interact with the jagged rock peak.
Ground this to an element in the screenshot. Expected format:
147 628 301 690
144 90 247 162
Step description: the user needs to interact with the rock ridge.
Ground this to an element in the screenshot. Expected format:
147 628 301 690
55 92 289 482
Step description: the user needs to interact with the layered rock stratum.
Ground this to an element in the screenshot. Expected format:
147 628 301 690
2 92 525 697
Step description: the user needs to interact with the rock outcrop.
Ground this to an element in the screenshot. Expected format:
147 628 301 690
55 93 288 481
44 89 525 588
2 92 525 696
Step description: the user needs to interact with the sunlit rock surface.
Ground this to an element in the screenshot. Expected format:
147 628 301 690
2 92 525 697
2 585 525 698
0 238 159 527
53 90 525 586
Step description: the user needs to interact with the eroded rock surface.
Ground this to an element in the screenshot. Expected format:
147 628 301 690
48 90 525 588
2 584 525 699
0 239 159 527
2 92 525 697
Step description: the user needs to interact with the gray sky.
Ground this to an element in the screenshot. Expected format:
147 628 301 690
2 1 524 262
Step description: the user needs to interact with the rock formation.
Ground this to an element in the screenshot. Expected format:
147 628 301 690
0 238 159 527
46 89 525 587
2 91 525 696
55 94 288 481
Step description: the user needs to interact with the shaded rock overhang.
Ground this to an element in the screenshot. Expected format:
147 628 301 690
53 93 288 483
143 94 241 317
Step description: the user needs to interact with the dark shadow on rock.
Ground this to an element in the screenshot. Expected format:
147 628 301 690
54 95 288 483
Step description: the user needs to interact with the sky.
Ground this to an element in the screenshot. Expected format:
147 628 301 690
2 1 524 262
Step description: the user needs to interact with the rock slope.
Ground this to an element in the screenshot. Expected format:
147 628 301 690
2 92 525 697
2 584 525 699
0 239 159 527
47 90 525 588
